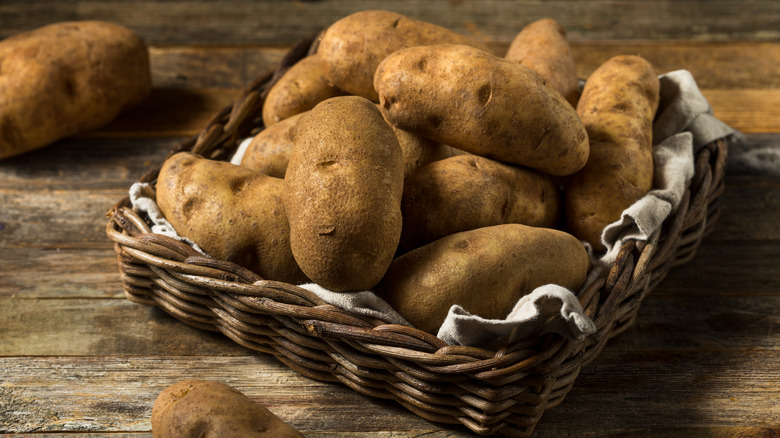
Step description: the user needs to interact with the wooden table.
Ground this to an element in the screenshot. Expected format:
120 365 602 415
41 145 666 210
1 1 778 436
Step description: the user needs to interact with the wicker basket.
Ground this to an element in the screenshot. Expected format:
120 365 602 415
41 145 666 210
106 36 729 437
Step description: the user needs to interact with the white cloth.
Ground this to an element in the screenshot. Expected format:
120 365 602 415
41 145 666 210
130 69 739 349
437 284 597 349
299 283 410 326
128 182 207 255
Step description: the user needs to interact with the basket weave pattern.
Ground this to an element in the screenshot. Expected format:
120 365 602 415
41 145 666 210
106 37 728 437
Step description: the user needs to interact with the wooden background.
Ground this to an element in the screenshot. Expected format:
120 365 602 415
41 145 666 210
1 1 778 436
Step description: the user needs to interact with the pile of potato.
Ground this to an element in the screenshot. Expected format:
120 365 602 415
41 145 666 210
157 10 660 334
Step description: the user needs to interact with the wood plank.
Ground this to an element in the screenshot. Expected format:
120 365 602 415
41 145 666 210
0 248 122 298
608 294 780 351
1 350 776 434
0 298 248 356
703 90 780 133
148 46 287 89
0 137 176 190
570 41 780 90
710 177 780 241
94 87 241 138
1 1 779 45
0 188 127 249
536 349 780 432
654 241 780 298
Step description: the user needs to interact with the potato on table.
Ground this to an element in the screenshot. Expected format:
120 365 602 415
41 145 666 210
374 43 589 176
262 54 344 127
0 21 151 159
564 55 660 251
505 18 580 106
284 96 404 291
151 379 304 438
156 152 308 284
317 9 489 101
401 155 562 249
374 224 590 334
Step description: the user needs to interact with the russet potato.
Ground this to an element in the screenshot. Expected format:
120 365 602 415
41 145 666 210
401 155 562 249
374 43 589 176
564 55 660 251
0 21 151 159
241 112 306 178
262 54 344 127
374 224 590 334
156 152 307 284
284 96 404 291
151 380 304 438
505 18 579 106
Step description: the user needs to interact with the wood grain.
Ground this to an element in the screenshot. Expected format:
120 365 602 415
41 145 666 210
2 0 780 44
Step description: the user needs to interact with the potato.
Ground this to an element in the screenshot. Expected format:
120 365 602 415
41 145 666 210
374 43 589 176
564 55 660 251
317 10 489 101
374 104 454 179
284 96 404 291
262 54 344 127
374 224 590 334
0 21 151 159
400 155 562 249
395 128 455 180
151 379 304 438
505 18 579 106
156 152 307 284
241 112 305 178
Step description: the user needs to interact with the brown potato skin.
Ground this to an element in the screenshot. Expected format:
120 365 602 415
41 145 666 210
0 21 151 159
374 104 453 180
284 96 404 292
156 152 307 284
241 112 305 178
374 44 589 176
151 380 304 438
401 155 562 249
317 10 489 101
564 55 660 251
374 224 590 334
505 18 579 106
262 54 344 127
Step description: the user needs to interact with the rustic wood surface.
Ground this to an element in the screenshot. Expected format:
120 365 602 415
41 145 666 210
1 1 778 436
